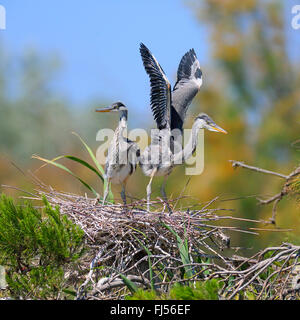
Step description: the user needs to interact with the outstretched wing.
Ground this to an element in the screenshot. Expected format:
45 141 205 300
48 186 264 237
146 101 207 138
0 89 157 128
171 49 203 131
140 43 171 130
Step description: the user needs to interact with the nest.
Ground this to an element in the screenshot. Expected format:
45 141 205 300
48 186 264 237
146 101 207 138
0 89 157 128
11 177 298 300
25 181 262 300
213 243 300 299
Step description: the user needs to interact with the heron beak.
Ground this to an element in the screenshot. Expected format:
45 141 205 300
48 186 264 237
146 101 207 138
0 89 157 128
95 106 115 113
211 125 228 134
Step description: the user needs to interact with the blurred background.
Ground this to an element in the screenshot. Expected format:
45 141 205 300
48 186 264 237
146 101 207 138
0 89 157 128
0 0 299 252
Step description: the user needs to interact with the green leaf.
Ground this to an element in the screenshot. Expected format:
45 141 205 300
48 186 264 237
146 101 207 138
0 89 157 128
72 132 105 176
125 289 158 300
72 132 114 202
132 233 155 291
61 155 104 182
62 288 77 297
32 155 98 197
37 154 104 182
161 222 193 278
127 226 148 239
118 272 138 294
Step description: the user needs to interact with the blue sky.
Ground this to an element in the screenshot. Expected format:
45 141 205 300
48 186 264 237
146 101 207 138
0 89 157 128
0 0 208 118
0 0 299 118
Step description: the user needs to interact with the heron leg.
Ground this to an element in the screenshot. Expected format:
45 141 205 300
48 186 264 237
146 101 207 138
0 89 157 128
146 168 157 212
120 175 131 214
121 183 127 206
102 179 110 205
160 174 172 215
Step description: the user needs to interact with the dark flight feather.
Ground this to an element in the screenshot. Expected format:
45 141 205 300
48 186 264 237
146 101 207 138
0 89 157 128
140 43 171 130
171 48 203 131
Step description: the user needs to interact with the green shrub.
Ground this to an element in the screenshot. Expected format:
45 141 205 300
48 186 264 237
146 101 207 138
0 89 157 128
126 279 221 300
0 194 84 299
169 280 221 300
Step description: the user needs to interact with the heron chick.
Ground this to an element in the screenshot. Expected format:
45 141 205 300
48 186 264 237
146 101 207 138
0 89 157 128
139 43 227 212
140 112 227 212
96 102 140 206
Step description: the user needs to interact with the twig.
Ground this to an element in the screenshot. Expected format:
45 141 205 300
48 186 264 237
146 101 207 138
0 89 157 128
229 160 289 179
229 160 300 224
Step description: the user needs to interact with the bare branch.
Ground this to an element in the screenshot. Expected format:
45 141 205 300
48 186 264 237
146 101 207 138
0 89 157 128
229 160 300 224
229 160 289 179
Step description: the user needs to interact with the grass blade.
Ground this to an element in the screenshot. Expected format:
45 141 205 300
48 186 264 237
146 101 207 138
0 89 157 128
161 221 193 278
72 132 105 176
127 226 173 283
63 155 104 182
32 155 98 197
132 233 155 291
118 272 138 294
35 154 104 183
72 132 113 201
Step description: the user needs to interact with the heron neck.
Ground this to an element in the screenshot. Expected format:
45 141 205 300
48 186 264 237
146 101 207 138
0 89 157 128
173 122 201 163
117 109 128 141
119 109 128 123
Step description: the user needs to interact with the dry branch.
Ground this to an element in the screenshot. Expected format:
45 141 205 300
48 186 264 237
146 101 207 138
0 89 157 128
229 160 300 224
209 243 300 300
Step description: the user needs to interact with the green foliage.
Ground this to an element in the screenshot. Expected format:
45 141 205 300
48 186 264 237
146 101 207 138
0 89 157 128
5 266 65 300
33 132 113 201
125 289 159 300
162 222 193 278
126 279 221 300
290 177 300 203
33 154 99 197
72 132 113 202
169 280 221 300
0 194 84 299
243 288 257 300
118 272 139 294
131 233 155 291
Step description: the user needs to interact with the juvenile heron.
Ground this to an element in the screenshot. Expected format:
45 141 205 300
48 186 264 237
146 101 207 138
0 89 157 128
96 102 140 206
171 46 204 132
139 43 227 212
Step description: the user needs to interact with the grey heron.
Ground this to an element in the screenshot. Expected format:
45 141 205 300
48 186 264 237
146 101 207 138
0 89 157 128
139 43 227 212
96 102 140 206
171 46 204 132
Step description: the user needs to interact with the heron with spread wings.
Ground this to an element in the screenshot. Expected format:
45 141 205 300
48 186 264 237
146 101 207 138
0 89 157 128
139 43 227 212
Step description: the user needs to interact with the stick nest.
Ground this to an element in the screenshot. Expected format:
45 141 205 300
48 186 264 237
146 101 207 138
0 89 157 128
30 184 300 300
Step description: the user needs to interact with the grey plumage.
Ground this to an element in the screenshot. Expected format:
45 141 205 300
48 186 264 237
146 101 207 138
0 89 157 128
139 43 226 213
140 43 171 130
171 48 203 131
140 44 203 131
96 102 140 206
